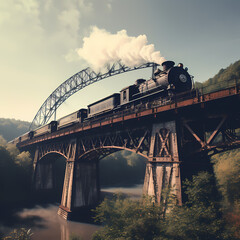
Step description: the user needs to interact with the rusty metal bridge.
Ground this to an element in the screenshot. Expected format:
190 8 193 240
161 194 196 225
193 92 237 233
17 63 240 220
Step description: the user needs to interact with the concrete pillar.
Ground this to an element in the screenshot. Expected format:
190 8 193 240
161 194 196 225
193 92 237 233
143 121 182 207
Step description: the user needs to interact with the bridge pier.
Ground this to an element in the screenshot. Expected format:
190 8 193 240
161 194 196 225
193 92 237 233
73 160 100 208
143 121 182 206
58 140 100 219
57 139 77 219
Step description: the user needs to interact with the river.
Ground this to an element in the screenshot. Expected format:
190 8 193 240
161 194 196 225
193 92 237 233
1 185 143 240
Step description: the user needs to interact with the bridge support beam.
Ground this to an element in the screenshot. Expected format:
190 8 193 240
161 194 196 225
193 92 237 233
58 140 100 219
143 121 182 207
58 139 77 220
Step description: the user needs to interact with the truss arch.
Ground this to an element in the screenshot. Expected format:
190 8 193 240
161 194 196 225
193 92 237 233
38 151 68 163
77 146 149 162
30 62 158 130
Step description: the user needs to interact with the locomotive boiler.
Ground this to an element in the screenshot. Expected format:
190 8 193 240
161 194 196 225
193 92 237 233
137 61 192 95
120 60 192 105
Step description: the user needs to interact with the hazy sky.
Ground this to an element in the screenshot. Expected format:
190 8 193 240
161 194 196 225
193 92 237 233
1 0 240 122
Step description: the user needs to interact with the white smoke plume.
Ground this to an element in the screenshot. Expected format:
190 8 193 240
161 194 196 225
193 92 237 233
77 26 165 71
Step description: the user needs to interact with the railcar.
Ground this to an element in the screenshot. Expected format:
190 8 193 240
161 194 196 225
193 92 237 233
87 93 120 118
10 131 31 144
33 121 57 137
14 133 27 143
58 109 87 129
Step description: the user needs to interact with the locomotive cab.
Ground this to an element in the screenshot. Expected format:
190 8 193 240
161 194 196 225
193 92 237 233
120 85 138 105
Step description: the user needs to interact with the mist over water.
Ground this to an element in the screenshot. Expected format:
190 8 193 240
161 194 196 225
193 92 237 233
1 185 143 240
18 204 99 240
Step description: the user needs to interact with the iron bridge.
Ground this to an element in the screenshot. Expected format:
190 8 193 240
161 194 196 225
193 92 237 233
16 62 240 220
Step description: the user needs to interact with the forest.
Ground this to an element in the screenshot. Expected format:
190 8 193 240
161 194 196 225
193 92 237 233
0 59 240 239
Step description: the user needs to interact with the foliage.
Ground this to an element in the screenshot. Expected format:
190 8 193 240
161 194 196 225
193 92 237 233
163 172 234 240
93 172 237 240
212 150 240 237
92 194 164 240
3 228 33 240
212 149 240 210
0 137 32 205
196 60 240 93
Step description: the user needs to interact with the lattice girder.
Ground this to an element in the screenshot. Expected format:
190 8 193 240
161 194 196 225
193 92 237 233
30 62 158 129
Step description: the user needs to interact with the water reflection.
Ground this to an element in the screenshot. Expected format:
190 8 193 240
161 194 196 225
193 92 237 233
18 204 100 240
3 185 143 240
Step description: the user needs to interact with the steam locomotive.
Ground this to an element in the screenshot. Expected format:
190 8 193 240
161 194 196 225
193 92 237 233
12 60 192 144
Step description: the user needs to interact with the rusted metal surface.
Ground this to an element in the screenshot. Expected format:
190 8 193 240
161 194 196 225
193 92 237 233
25 82 240 220
18 85 240 149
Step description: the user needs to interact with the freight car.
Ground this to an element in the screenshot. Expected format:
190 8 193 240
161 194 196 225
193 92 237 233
87 94 120 118
33 121 57 137
58 109 87 129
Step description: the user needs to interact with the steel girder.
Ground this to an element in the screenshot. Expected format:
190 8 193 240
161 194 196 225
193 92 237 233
30 62 158 130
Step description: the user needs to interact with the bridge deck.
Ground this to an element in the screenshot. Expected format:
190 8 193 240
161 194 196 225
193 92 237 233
18 84 240 148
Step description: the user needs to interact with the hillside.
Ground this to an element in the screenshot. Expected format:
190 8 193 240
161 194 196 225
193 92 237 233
195 59 240 93
0 118 30 141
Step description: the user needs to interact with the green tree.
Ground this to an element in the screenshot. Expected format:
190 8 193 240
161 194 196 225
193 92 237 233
212 150 240 210
0 137 32 205
93 194 165 240
163 172 234 240
93 172 236 240
198 60 240 93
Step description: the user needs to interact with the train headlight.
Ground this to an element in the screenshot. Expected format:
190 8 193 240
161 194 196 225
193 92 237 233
179 74 187 83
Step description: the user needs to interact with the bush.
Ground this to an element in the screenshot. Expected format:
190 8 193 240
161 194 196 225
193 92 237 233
93 194 164 240
93 172 237 240
3 228 33 240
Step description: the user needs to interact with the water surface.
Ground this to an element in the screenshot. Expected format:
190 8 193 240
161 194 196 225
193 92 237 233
5 185 143 240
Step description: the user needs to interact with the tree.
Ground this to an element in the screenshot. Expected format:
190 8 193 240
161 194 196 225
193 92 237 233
163 172 234 240
92 172 237 240
92 194 165 240
0 137 32 206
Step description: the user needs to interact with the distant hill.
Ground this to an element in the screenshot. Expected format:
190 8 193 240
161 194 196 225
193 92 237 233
0 118 30 141
195 59 240 93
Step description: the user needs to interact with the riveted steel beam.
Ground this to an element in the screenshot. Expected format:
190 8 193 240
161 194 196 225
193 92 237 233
30 62 159 130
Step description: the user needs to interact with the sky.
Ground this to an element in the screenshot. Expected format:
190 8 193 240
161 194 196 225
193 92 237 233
0 0 240 123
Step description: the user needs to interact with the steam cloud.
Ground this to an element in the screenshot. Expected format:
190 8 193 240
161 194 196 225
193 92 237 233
77 26 165 71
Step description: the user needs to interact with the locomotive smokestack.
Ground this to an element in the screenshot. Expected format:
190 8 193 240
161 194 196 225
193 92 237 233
162 61 175 71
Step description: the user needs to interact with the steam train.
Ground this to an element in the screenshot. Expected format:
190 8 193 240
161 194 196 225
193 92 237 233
13 60 192 144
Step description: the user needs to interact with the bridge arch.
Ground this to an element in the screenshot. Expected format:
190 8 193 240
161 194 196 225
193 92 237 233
38 151 68 162
73 146 148 208
34 151 67 203
30 62 158 129
77 146 149 162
